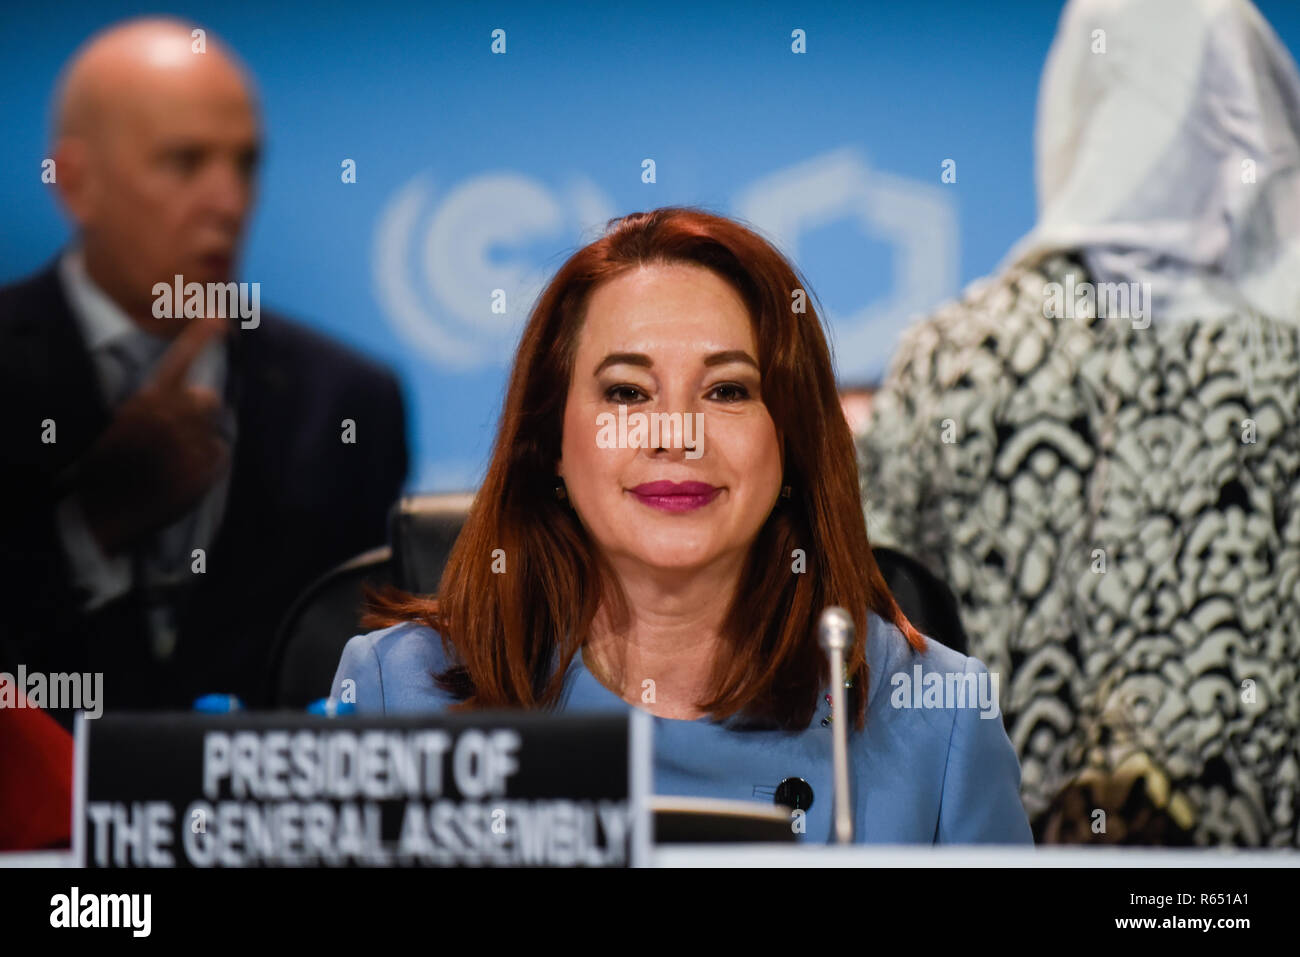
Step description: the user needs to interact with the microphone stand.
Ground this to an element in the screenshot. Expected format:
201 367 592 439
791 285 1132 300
818 607 855 844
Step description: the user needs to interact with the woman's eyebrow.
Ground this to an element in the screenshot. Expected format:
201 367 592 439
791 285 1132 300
703 350 759 370
593 352 652 375
593 349 759 376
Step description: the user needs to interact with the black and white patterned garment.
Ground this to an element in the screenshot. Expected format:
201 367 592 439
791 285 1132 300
857 253 1300 847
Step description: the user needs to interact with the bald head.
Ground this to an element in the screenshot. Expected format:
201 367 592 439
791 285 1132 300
56 19 257 140
53 18 261 334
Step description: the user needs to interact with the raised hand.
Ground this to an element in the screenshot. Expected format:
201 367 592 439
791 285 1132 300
74 319 232 554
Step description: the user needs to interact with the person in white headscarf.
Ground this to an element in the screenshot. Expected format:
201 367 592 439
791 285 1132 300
859 0 1300 847
1014 0 1300 323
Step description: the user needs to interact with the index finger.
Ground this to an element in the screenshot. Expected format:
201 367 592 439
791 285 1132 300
152 319 228 392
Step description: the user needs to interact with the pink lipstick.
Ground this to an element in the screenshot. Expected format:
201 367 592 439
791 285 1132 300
629 480 721 512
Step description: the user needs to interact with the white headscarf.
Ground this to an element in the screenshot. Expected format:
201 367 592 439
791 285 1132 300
1003 0 1300 324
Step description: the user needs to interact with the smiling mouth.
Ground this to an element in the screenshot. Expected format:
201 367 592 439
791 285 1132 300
628 481 722 513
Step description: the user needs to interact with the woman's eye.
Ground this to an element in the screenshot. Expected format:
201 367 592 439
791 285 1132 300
709 382 750 402
604 384 647 404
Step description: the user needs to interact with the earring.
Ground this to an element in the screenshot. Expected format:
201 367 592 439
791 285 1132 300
555 479 568 502
780 484 792 499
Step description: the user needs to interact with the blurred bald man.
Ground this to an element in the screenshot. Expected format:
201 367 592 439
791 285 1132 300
0 19 408 721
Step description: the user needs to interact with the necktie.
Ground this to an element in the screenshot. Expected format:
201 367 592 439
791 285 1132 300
101 333 168 407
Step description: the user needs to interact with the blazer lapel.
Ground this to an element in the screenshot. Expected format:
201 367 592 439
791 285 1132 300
24 259 112 474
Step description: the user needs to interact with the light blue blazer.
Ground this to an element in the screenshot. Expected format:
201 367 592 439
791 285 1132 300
330 612 1033 845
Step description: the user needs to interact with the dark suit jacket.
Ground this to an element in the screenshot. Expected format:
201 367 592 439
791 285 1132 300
0 260 409 719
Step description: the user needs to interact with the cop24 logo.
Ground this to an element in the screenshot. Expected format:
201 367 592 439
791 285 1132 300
371 148 956 382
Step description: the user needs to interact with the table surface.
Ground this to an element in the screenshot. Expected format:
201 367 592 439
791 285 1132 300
3 845 1298 868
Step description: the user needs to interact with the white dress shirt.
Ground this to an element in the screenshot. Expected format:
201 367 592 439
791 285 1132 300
54 247 236 659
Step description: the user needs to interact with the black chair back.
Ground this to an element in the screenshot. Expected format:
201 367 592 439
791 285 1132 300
267 492 968 707
389 492 475 593
266 493 474 707
265 547 394 708
873 546 968 655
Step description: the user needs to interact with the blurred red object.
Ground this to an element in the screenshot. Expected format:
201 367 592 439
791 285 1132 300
839 385 877 436
0 676 73 850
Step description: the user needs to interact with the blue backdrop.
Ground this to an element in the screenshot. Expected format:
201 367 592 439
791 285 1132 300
5 0 1299 491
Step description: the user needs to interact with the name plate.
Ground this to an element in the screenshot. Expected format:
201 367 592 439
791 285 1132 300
74 711 652 867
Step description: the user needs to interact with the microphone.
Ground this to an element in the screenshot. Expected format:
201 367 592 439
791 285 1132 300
818 606 855 844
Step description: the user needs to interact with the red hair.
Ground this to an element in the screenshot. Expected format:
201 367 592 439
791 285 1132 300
367 207 925 730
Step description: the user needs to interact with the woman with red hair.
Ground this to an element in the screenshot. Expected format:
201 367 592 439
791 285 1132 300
333 207 1031 843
